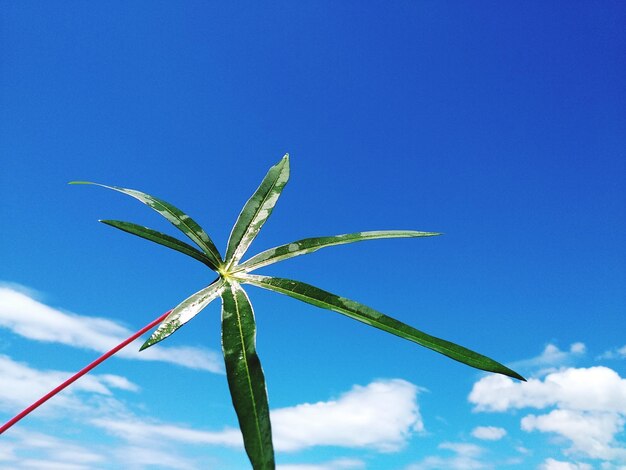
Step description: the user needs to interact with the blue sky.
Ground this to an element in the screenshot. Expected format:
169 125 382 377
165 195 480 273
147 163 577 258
1 2 625 469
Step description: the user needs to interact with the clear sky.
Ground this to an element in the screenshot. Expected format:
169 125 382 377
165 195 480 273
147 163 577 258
1 2 625 469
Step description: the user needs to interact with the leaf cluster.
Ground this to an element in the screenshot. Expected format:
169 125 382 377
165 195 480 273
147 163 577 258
71 155 523 470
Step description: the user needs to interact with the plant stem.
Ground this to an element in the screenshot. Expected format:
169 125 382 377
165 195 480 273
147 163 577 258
0 310 171 435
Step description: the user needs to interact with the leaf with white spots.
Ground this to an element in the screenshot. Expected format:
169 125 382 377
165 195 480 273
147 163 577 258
236 230 441 273
225 155 289 269
100 220 217 268
239 274 525 381
221 281 274 469
70 181 222 270
140 278 225 350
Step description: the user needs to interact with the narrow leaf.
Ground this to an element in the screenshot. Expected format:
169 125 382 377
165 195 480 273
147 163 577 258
225 155 289 268
240 274 525 381
140 279 224 350
221 281 274 469
237 230 441 273
100 220 217 269
70 182 222 269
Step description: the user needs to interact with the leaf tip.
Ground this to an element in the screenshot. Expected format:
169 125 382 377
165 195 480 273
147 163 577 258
68 181 93 185
280 153 290 171
501 367 526 382
513 371 527 382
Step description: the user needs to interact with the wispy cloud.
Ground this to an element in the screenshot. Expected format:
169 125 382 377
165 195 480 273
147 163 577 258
0 285 222 373
0 354 218 469
538 458 593 470
89 417 243 448
2 426 205 470
406 441 491 470
508 342 586 376
470 426 506 441
1 428 106 470
599 344 626 360
109 445 199 470
0 354 138 415
277 458 365 470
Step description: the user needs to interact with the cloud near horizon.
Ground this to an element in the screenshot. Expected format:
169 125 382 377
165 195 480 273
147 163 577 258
1 348 423 467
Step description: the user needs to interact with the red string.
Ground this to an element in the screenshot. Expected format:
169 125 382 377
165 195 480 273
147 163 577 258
0 310 171 435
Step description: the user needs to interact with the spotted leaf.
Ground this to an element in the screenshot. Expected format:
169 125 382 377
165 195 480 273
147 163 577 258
224 155 289 269
237 230 441 273
140 278 225 350
240 274 525 381
70 181 222 270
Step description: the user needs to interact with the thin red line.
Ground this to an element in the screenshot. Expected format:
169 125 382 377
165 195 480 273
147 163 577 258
0 310 172 435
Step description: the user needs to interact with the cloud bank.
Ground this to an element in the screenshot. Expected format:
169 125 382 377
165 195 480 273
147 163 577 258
469 365 626 463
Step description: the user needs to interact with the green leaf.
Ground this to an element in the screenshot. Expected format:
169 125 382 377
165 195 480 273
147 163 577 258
140 279 224 350
225 155 289 269
100 220 217 269
240 274 525 381
236 230 441 273
70 181 222 270
221 281 274 469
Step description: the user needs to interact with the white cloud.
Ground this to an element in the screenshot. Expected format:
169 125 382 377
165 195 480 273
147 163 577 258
0 332 425 463
110 445 198 470
439 442 484 458
278 458 365 470
599 463 626 470
0 354 138 414
93 379 423 454
0 428 106 470
0 359 216 469
522 410 626 461
471 426 506 441
470 366 626 414
0 442 16 462
600 345 626 360
469 366 626 463
271 379 423 452
1 427 205 470
509 343 586 376
406 442 490 470
96 374 139 392
538 458 593 470
0 286 222 373
8 460 94 470
90 417 243 448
